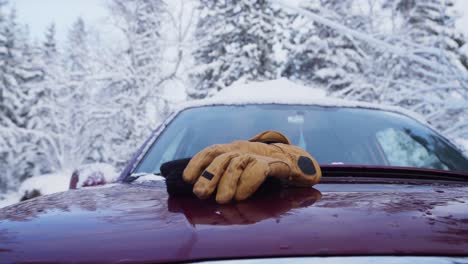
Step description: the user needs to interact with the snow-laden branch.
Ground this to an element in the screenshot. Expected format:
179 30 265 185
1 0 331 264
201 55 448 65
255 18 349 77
271 0 443 71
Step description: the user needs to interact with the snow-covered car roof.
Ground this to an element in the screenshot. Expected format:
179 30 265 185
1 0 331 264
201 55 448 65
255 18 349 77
175 79 429 126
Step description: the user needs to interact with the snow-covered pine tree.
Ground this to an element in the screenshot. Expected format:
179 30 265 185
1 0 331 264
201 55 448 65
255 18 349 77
16 17 116 180
42 23 57 62
24 22 65 176
0 7 26 128
16 28 49 178
0 4 18 190
30 24 59 122
67 18 90 74
24 17 125 173
14 17 96 175
0 7 45 190
58 17 111 169
190 0 288 98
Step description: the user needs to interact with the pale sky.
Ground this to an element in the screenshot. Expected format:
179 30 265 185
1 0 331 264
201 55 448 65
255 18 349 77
9 0 110 42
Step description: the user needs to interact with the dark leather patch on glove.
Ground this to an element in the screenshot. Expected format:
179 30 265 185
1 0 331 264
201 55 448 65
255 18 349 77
298 156 316 175
202 170 214 180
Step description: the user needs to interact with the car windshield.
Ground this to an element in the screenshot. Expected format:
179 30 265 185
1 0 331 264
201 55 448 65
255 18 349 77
134 104 468 175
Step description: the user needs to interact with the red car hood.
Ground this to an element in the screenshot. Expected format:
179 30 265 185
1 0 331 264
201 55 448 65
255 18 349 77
0 180 467 263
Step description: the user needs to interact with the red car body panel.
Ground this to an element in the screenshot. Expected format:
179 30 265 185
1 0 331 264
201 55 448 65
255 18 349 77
0 181 467 263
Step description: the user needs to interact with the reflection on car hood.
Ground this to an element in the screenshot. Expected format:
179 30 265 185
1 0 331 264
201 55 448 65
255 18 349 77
0 181 467 263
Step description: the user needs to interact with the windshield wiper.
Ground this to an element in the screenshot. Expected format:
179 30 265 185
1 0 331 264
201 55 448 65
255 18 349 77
124 172 162 183
321 165 468 182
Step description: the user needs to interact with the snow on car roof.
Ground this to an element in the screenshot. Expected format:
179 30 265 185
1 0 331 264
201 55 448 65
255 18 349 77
175 78 430 126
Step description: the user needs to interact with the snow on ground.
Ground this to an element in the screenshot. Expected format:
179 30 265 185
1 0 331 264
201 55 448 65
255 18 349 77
0 163 118 208
0 170 71 208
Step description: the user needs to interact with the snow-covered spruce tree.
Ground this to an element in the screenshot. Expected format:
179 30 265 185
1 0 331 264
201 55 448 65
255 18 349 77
16 26 49 178
0 7 44 190
19 18 97 175
66 18 90 73
22 17 130 174
57 18 93 168
190 0 289 98
24 22 66 176
281 0 374 100
42 23 57 63
55 17 119 169
0 8 27 128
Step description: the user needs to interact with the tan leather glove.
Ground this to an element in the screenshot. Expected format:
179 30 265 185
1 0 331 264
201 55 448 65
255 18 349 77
183 131 321 204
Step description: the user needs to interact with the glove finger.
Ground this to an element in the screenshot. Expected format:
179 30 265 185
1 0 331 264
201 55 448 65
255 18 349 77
216 154 252 204
183 144 227 184
235 158 269 201
193 152 240 199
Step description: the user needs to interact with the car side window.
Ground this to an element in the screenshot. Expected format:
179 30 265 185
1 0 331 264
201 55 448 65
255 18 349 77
376 128 448 170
